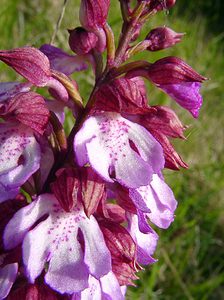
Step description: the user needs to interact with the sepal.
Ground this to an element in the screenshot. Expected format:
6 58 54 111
0 47 51 86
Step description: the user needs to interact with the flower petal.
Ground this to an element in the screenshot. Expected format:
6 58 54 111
75 113 164 188
130 174 177 229
3 195 54 249
40 44 88 76
79 216 112 278
159 82 203 118
0 263 18 299
149 174 177 227
23 217 53 283
0 47 51 87
127 214 158 265
72 276 102 300
46 100 65 124
6 92 50 135
0 124 41 203
100 271 124 300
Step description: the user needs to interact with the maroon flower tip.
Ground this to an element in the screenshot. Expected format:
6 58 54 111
68 27 98 55
147 56 206 85
151 132 188 170
51 167 105 215
100 220 136 262
99 220 138 285
79 0 110 31
146 27 184 51
146 105 186 139
80 167 106 218
116 187 137 214
94 77 148 114
51 168 80 212
4 92 50 135
0 47 51 86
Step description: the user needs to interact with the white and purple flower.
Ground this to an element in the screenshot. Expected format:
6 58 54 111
3 194 112 294
74 112 164 188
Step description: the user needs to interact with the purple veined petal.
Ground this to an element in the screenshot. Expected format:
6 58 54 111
40 44 88 76
129 174 177 229
79 215 112 278
127 213 158 265
0 82 31 102
0 47 51 87
0 263 18 299
159 82 203 118
72 276 102 300
0 124 41 203
3 194 55 250
74 112 165 189
100 271 124 300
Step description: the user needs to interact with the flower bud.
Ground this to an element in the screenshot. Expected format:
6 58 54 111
79 0 110 31
149 0 176 11
68 27 98 55
146 27 184 51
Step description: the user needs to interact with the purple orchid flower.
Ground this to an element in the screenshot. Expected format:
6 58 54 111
3 194 112 294
74 112 165 188
0 123 41 203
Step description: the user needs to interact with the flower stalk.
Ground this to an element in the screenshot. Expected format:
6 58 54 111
0 0 206 299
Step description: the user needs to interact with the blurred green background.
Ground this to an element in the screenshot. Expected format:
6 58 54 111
0 0 224 299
